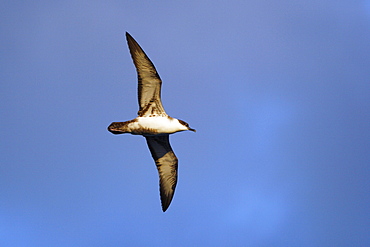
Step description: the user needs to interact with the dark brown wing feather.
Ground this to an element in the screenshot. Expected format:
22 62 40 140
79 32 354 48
126 32 166 116
145 135 178 212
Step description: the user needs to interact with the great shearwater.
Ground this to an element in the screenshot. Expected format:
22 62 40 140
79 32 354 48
108 32 195 212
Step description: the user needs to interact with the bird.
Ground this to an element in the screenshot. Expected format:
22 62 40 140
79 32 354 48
108 32 195 212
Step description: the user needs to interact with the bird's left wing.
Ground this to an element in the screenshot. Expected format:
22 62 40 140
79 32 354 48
145 135 178 212
126 32 166 117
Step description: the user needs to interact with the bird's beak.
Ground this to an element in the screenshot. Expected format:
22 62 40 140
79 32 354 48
189 128 196 132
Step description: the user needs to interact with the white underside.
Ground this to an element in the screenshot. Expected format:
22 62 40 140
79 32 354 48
131 116 186 134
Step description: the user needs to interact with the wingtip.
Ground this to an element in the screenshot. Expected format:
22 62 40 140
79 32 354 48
161 198 174 212
160 187 175 212
125 32 132 40
162 204 169 212
160 194 172 212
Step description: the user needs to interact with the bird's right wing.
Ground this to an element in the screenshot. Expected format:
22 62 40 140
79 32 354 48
145 135 178 212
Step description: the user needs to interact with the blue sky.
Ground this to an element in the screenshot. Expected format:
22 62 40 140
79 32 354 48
1 1 369 246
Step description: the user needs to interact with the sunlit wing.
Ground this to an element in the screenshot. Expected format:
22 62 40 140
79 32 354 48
126 32 166 117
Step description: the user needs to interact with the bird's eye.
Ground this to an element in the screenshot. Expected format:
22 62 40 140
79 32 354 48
178 119 189 127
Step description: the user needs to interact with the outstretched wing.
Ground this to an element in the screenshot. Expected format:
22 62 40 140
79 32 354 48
126 32 166 117
145 135 178 212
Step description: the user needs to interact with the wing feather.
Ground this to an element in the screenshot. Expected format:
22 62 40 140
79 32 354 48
126 32 166 116
145 135 178 212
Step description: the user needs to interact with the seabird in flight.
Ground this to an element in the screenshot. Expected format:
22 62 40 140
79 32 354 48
108 32 195 212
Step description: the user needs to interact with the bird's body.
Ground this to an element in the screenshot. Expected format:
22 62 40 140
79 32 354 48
109 116 190 136
108 32 195 212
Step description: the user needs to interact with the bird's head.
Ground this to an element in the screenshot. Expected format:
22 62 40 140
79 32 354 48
178 119 196 132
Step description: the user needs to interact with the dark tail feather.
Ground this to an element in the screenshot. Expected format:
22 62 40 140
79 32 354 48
107 122 129 134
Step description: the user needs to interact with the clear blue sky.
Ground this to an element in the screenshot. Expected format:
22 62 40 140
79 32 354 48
1 1 369 246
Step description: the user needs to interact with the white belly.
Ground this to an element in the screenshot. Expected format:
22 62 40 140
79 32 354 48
130 116 183 135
